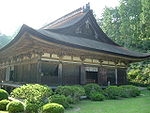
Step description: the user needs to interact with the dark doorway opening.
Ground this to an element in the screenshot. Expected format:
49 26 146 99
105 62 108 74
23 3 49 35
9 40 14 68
86 71 98 84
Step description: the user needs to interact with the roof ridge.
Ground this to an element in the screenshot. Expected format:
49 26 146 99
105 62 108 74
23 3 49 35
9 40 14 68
42 8 83 29
41 3 91 29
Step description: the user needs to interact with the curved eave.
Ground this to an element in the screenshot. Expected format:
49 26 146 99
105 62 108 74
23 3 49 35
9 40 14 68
0 25 27 52
0 25 150 61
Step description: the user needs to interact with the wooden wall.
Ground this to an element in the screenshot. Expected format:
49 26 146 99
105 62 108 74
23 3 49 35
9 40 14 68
41 62 59 86
98 67 108 86
0 63 39 83
0 68 6 81
62 63 80 85
0 60 127 86
14 63 39 83
40 61 80 86
117 68 127 85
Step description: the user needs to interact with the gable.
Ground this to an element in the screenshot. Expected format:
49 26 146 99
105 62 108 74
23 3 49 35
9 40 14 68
46 10 118 46
75 18 99 39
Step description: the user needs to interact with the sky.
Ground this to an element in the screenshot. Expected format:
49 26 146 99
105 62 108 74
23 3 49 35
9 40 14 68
0 0 119 36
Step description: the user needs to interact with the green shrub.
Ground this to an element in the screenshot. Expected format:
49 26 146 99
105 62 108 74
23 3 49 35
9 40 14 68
6 101 24 113
55 86 72 96
25 102 39 113
120 85 140 97
128 81 149 87
11 84 53 106
48 94 69 108
55 85 85 103
89 91 105 101
128 61 150 86
119 87 130 98
42 103 64 113
84 83 102 98
147 86 150 90
104 86 122 99
71 85 85 102
0 89 9 100
0 99 10 110
66 96 74 104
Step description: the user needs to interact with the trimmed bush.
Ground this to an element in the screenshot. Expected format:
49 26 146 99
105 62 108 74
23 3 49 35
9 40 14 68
11 84 53 106
42 103 64 113
0 99 10 110
147 86 150 90
55 86 72 96
66 96 74 104
25 102 39 113
0 89 9 100
84 83 102 98
119 87 130 98
89 91 105 101
120 85 140 97
6 101 24 113
104 85 140 99
48 94 69 108
104 86 122 99
55 85 85 103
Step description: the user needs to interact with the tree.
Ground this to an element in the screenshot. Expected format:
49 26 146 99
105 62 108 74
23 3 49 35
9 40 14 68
100 7 122 45
0 33 11 49
119 0 142 49
99 0 150 86
99 0 150 52
140 0 150 52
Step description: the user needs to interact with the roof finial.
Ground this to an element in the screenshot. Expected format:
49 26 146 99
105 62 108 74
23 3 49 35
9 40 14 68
83 2 90 12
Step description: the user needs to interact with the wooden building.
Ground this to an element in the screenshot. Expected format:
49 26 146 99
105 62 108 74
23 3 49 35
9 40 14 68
0 5 150 88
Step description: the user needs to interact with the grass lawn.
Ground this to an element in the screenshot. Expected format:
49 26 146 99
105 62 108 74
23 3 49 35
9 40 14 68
65 90 150 113
1 90 149 113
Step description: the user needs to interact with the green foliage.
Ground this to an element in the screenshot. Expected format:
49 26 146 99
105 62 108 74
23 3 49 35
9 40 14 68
0 33 12 49
84 83 102 98
66 96 74 104
25 102 39 113
128 60 150 86
0 99 10 111
0 89 9 100
89 91 105 101
104 85 140 99
65 90 150 113
140 0 150 51
99 7 122 45
11 84 53 106
6 101 24 113
42 103 64 113
48 94 69 108
100 0 150 52
99 0 150 86
120 85 140 97
104 86 122 99
147 86 150 90
55 85 85 103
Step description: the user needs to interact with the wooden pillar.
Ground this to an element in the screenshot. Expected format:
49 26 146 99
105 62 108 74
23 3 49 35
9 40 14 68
98 67 101 85
80 64 86 85
6 66 10 81
37 61 41 83
115 68 118 85
58 63 63 85
115 62 118 85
